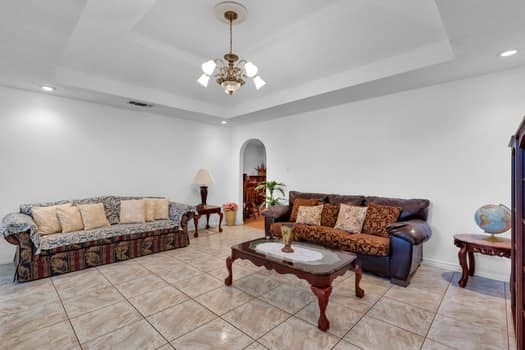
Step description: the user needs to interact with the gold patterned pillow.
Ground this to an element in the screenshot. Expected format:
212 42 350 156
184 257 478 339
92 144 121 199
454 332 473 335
320 204 339 227
296 205 323 225
334 204 368 233
362 203 401 237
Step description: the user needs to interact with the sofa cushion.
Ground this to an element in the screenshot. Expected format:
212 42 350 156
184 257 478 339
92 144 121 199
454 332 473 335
32 204 72 235
78 203 111 230
296 205 323 225
327 194 365 206
270 222 295 237
21 196 119 225
292 223 390 256
154 199 170 220
334 204 368 233
320 204 339 227
362 203 401 237
120 199 146 224
290 198 320 222
38 220 179 254
57 206 84 233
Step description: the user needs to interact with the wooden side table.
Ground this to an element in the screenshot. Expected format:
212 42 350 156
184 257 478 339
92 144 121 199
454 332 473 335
453 233 511 287
193 205 223 238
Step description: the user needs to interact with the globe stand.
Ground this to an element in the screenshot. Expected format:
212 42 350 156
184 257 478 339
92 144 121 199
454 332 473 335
483 233 505 242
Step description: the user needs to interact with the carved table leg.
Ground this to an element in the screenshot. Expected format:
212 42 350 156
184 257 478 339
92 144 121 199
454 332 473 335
225 256 236 286
353 263 365 298
206 214 210 229
193 215 199 238
458 244 469 288
467 250 475 276
311 285 332 331
218 212 224 232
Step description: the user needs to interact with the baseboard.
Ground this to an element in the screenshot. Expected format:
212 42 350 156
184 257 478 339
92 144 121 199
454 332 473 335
423 258 510 282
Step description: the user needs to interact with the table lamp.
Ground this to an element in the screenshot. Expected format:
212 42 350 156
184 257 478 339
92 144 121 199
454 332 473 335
192 169 214 206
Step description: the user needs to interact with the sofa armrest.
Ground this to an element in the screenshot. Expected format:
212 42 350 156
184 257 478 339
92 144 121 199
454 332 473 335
169 202 195 229
262 205 290 220
262 205 290 237
387 219 431 245
1 212 38 243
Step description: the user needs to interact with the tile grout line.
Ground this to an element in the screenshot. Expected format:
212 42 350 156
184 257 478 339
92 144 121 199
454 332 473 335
329 283 392 350
96 267 175 349
417 273 453 350
50 277 84 349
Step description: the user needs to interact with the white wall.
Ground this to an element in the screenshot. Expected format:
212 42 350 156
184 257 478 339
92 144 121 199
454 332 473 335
232 66 525 281
0 86 233 263
242 141 266 176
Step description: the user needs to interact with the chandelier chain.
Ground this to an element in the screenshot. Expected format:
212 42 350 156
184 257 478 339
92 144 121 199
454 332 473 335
229 16 233 54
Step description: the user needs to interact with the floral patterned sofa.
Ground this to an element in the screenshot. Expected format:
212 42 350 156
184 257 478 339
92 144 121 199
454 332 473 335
0 196 194 282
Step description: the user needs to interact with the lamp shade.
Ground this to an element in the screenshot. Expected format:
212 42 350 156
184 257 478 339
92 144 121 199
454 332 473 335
192 169 214 186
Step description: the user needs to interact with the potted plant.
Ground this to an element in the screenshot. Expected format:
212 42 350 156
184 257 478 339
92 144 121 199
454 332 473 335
255 163 266 176
255 180 286 208
223 202 239 226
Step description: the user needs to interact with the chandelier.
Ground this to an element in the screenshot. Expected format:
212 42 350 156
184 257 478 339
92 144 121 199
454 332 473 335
197 3 265 95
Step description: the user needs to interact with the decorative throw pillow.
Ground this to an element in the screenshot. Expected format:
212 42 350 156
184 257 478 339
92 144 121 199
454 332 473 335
334 204 368 233
362 203 402 237
143 199 156 222
296 205 323 225
120 199 146 224
56 206 84 233
153 198 169 220
32 203 72 235
320 204 339 227
290 198 320 222
78 203 111 230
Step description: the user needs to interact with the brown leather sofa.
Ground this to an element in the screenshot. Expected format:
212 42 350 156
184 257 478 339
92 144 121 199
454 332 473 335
262 191 432 286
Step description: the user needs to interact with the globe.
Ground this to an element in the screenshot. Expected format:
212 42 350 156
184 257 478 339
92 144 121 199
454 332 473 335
474 204 511 235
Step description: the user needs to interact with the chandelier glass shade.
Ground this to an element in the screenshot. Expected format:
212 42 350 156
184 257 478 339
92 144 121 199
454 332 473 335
197 9 265 95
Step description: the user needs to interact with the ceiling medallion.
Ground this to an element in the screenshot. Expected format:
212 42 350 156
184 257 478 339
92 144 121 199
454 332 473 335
197 2 265 95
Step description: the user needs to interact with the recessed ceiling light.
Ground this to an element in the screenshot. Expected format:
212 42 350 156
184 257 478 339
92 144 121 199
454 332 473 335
499 49 518 57
221 120 228 125
41 85 55 92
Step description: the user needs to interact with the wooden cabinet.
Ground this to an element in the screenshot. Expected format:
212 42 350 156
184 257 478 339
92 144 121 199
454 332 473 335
510 117 525 350
243 174 266 219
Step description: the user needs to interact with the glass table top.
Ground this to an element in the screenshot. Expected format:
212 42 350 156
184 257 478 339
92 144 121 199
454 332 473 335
233 239 357 275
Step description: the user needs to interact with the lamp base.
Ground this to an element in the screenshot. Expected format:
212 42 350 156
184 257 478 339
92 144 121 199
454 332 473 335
200 186 208 206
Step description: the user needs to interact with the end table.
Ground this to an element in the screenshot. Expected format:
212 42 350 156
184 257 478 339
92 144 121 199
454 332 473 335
453 233 511 287
193 205 223 238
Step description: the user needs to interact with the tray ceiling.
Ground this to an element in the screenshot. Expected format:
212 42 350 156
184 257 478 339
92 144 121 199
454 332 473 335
1 0 524 123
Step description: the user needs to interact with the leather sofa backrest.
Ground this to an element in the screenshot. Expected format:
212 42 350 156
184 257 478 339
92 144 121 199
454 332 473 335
288 191 429 221
365 196 429 221
289 191 365 208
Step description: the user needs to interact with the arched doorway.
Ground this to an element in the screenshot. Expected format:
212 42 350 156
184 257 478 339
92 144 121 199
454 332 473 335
240 139 267 229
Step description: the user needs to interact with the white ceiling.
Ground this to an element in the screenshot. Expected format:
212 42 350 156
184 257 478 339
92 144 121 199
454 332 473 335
1 0 524 124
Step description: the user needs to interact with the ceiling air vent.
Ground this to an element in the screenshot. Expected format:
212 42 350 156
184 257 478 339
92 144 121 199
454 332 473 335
128 101 153 107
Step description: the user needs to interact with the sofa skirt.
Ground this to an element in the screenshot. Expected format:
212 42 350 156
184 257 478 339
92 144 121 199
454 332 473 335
14 228 189 282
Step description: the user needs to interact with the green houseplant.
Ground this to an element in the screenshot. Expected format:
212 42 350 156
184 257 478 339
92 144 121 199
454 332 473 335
255 180 286 208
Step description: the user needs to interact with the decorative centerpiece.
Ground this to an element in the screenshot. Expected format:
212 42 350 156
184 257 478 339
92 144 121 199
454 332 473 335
281 224 294 253
474 204 511 241
223 202 238 226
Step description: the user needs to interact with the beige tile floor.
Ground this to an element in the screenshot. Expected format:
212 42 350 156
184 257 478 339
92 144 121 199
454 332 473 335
0 225 515 350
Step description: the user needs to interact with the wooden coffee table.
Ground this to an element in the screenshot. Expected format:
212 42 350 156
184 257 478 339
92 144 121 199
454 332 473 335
225 238 364 331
